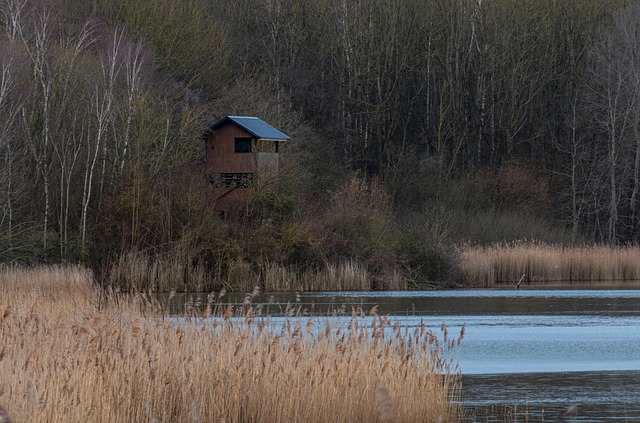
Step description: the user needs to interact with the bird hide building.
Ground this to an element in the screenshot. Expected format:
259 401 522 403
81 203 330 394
203 116 290 212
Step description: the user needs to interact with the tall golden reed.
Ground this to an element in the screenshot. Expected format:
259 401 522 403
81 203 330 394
460 242 640 287
259 260 406 291
0 265 460 422
108 253 404 292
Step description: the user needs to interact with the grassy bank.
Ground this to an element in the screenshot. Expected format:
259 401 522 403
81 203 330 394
459 243 640 287
0 265 461 422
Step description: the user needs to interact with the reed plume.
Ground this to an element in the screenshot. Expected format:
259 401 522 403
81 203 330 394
460 242 640 287
0 265 461 422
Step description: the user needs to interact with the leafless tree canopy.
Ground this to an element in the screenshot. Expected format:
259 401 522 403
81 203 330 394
0 0 639 275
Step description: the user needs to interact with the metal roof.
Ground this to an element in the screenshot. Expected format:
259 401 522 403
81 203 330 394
209 116 290 141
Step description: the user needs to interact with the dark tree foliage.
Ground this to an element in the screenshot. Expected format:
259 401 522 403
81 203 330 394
1 0 640 288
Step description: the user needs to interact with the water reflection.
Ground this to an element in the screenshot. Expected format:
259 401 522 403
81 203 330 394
159 288 640 317
462 371 640 422
159 288 640 422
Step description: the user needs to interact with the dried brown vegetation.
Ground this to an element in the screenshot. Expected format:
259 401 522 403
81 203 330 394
460 243 640 287
0 265 461 422
107 252 406 292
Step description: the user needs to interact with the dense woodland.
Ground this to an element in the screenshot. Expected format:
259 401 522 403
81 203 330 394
1 0 640 288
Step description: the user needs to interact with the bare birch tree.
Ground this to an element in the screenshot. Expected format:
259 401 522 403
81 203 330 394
19 6 55 254
0 55 20 253
586 7 640 242
81 28 123 248
118 40 145 173
0 0 26 42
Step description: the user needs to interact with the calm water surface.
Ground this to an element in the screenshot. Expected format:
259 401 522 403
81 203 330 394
167 289 640 422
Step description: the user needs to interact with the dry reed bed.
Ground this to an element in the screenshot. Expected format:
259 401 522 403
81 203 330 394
460 243 640 287
0 265 460 422
258 260 406 291
109 252 405 292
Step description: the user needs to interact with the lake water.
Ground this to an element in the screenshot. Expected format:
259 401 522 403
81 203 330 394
165 289 640 422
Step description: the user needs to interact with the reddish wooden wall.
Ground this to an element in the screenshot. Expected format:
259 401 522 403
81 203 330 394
206 122 260 212
206 123 257 174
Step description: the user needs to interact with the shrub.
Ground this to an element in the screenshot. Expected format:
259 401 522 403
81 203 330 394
324 177 396 258
466 161 551 215
397 229 457 285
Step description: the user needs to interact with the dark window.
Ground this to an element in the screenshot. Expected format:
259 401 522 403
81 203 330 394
220 173 253 188
235 138 252 153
